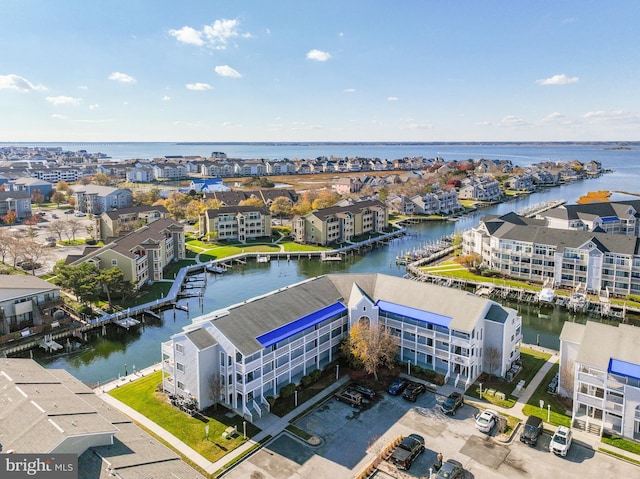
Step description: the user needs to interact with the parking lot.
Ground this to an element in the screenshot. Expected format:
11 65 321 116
223 388 638 479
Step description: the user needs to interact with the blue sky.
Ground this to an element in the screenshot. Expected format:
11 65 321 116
1 1 638 142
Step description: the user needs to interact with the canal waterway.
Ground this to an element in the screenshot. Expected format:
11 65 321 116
35 147 640 386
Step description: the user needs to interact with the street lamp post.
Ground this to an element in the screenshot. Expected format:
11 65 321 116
243 421 247 439
479 383 483 399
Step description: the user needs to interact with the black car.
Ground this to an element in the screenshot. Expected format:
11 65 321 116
441 392 464 415
520 415 544 446
350 383 376 400
402 382 426 402
388 378 410 395
436 459 464 479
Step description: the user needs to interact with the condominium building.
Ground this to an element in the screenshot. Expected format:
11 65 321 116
0 190 31 219
463 212 640 295
94 205 169 240
560 321 640 441
66 218 185 288
539 200 640 236
0 275 62 338
161 273 521 422
72 185 133 214
293 200 388 245
199 206 272 242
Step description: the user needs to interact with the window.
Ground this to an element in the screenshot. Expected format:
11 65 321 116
176 362 185 372
111 259 117 266
175 343 184 353
177 381 184 390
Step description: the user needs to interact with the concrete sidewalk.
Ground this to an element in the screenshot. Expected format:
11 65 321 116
96 368 350 476
96 351 640 476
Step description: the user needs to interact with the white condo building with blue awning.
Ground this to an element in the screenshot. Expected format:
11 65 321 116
560 321 640 441
162 274 521 422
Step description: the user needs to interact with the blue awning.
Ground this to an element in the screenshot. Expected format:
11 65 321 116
256 302 347 348
375 299 452 328
608 358 640 381
601 216 619 224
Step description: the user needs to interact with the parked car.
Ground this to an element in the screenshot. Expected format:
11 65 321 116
520 416 544 446
475 409 498 433
64 209 74 214
51 213 58 219
435 459 465 479
441 392 464 415
549 426 572 456
334 388 363 408
19 261 42 271
402 382 426 402
74 211 86 217
387 433 425 470
350 383 376 400
387 378 410 395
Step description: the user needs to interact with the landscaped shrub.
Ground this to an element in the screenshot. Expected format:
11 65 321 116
279 383 296 398
309 369 322 382
481 269 501 278
301 375 313 387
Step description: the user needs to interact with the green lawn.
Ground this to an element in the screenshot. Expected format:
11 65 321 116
422 261 545 291
469 347 551 409
109 371 258 461
281 242 330 252
601 433 640 456
522 363 572 427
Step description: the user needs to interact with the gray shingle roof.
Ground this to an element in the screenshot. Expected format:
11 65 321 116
186 328 217 350
207 273 506 356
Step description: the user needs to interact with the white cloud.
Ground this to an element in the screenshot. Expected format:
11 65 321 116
583 110 640 124
215 65 242 78
168 26 204 46
109 72 136 84
405 123 432 130
89 104 99 110
387 96 399 101
186 83 212 91
171 19 250 50
477 120 492 126
51 114 67 120
78 85 89 90
536 73 579 86
499 115 528 127
162 95 171 101
46 96 81 106
0 74 46 92
540 112 570 124
344 88 356 93
306 49 331 62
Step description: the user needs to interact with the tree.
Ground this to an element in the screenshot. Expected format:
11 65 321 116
458 253 481 271
20 238 48 275
0 228 13 263
31 189 45 206
99 267 125 305
163 191 189 219
63 218 82 242
53 262 101 304
91 173 112 186
208 372 222 410
2 210 17 225
342 321 398 381
238 197 265 208
85 224 95 239
291 198 313 217
312 190 340 210
269 196 293 225
185 199 205 220
51 191 66 206
6 236 24 269
484 346 502 376
56 181 71 193
47 221 69 242
203 198 222 210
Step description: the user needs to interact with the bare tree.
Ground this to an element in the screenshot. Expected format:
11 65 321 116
484 346 502 376
20 239 49 275
208 372 222 410
6 236 25 269
342 321 398 381
559 361 575 398
0 229 11 263
47 221 69 242
63 218 83 242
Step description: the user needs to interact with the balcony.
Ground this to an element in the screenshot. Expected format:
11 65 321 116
577 371 605 387
576 392 604 409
